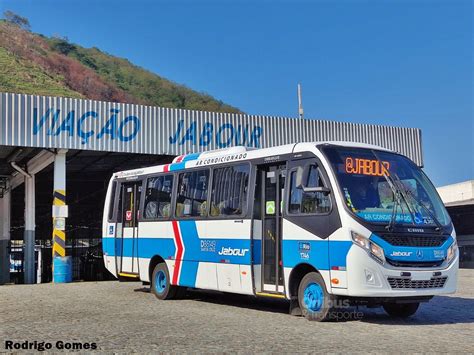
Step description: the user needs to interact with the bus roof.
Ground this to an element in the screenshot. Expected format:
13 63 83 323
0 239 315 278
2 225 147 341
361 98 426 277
113 141 393 178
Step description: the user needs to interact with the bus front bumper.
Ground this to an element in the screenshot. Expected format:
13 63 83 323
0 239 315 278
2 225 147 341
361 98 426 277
333 245 459 298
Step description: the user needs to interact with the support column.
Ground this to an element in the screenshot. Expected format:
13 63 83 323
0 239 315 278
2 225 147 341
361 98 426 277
24 174 36 284
52 150 70 283
0 181 11 285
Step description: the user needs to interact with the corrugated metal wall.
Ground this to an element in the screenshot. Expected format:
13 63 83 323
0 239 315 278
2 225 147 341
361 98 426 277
0 92 423 165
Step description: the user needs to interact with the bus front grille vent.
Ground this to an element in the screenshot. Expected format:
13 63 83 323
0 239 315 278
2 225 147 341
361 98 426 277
380 234 448 247
387 276 448 289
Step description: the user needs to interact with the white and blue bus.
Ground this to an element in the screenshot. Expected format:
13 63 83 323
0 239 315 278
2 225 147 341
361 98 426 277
102 142 458 321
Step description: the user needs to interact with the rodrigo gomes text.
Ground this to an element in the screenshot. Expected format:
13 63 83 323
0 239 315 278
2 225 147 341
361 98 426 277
5 340 97 352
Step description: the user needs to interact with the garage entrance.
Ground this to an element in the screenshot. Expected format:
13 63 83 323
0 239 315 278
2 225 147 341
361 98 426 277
0 146 172 284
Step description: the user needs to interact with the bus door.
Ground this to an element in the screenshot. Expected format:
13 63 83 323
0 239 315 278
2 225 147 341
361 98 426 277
118 181 142 276
254 163 286 294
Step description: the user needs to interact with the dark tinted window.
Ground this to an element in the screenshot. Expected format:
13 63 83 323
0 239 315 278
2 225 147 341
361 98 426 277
108 181 117 221
176 169 210 217
210 164 250 217
144 175 174 219
289 165 330 214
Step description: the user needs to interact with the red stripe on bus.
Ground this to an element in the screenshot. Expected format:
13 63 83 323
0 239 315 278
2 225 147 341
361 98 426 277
171 220 183 285
163 164 170 172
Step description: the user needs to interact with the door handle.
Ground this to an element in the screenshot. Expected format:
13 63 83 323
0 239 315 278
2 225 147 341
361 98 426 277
234 220 244 223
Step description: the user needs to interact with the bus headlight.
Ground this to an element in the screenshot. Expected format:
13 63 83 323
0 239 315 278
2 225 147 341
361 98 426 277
351 231 385 264
447 240 457 264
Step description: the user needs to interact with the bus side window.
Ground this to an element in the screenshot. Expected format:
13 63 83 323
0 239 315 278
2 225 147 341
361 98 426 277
117 184 123 223
176 169 210 217
107 181 117 221
289 165 331 214
210 164 250 217
144 175 174 219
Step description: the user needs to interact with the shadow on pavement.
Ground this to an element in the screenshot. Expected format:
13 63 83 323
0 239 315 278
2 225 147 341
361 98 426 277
359 295 474 325
183 289 291 315
158 289 474 324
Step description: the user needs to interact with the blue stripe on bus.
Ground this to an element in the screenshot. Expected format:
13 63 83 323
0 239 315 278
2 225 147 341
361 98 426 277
104 237 351 271
103 236 252 264
169 162 186 171
182 153 200 162
282 240 352 269
178 221 200 287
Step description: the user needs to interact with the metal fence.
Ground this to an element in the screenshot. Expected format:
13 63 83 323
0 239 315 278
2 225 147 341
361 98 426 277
8 238 114 284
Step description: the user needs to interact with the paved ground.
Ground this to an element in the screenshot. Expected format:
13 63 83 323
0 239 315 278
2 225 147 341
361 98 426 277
0 270 473 353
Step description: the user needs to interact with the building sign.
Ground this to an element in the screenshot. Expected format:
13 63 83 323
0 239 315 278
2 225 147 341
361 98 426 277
168 120 262 148
33 108 140 145
0 93 423 164
32 108 262 148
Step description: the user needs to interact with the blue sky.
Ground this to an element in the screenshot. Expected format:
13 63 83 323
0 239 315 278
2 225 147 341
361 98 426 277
1 0 472 186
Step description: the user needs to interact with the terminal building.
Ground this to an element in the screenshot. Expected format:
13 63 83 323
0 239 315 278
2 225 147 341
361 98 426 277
0 92 424 284
437 180 474 268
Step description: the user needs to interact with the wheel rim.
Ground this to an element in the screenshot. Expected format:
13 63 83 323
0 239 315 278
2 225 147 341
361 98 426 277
154 270 167 294
303 282 324 312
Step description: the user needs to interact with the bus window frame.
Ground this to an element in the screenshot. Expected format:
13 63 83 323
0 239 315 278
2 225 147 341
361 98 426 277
285 158 334 218
113 177 145 224
174 167 212 220
107 180 118 222
140 173 176 222
208 161 252 220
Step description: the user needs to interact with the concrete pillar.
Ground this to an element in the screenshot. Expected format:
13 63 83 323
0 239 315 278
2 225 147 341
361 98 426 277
24 175 36 284
52 150 70 283
0 182 11 285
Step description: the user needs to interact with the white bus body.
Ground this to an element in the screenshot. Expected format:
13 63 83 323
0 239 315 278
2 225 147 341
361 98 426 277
102 142 458 320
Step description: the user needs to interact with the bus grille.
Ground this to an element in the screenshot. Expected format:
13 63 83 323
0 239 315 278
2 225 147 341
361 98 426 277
387 276 447 289
380 234 448 247
386 258 444 268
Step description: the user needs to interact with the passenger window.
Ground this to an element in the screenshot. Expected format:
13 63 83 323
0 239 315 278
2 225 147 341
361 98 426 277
108 181 117 221
144 175 174 219
210 164 250 217
289 165 331 214
176 169 210 217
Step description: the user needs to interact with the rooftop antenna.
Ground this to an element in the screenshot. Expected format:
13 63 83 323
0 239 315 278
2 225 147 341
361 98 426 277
297 83 304 119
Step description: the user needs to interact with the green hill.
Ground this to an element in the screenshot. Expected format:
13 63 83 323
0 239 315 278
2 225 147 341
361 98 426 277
0 19 240 113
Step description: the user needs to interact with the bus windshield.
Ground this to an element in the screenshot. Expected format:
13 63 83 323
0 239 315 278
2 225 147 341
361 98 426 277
322 146 451 228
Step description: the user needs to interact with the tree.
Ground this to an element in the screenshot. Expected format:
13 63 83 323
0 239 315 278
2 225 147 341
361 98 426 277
3 10 30 30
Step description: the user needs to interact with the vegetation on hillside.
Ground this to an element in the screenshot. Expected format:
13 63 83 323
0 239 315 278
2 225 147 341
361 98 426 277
0 13 241 113
0 46 82 98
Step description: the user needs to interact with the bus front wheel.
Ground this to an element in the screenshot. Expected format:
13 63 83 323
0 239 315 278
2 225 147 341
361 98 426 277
383 302 419 318
151 262 177 300
298 272 336 321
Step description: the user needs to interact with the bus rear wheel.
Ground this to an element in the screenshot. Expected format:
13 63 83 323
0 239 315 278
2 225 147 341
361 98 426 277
383 302 419 318
298 272 335 321
151 262 177 300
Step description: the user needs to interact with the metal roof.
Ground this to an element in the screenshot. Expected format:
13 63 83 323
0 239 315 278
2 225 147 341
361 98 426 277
0 92 423 166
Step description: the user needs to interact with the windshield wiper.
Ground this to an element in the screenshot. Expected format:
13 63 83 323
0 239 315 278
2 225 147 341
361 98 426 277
387 188 401 232
389 172 417 226
370 150 412 231
391 172 444 233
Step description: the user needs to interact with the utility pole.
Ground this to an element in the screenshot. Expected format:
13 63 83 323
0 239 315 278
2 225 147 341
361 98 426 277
297 83 304 119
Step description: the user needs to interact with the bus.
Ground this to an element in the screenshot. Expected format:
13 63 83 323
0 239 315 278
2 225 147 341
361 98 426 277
102 142 458 321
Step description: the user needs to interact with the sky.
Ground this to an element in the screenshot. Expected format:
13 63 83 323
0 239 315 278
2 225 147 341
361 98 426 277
1 0 472 187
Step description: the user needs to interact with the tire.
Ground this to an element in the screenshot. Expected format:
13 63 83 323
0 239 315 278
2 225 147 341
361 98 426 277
151 262 177 300
298 272 336 321
383 302 419 318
